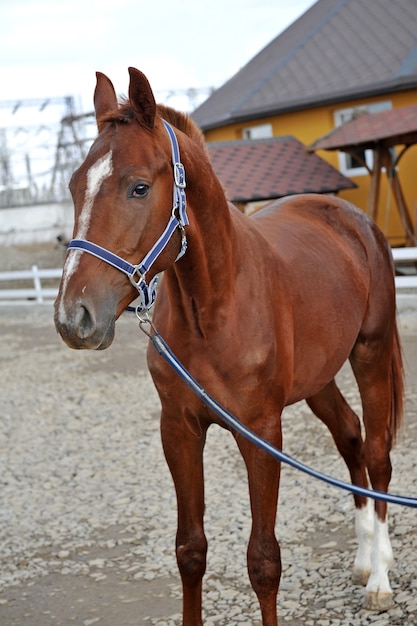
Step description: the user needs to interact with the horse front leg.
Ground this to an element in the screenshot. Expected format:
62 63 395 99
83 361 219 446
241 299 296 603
235 420 282 626
160 411 208 626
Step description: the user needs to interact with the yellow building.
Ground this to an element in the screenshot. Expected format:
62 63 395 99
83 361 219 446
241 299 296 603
192 0 417 246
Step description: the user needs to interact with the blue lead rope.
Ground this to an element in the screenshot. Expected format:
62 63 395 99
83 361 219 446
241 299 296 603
144 325 417 509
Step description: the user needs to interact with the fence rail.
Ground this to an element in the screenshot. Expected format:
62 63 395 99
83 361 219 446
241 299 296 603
0 266 62 303
0 248 416 305
393 247 417 291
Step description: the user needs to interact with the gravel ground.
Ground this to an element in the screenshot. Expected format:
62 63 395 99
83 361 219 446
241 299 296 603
0 246 416 625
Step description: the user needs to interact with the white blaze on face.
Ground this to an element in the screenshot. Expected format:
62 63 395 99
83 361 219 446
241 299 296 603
58 150 113 321
76 150 113 240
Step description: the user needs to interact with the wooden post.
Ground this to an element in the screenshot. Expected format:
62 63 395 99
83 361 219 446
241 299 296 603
367 148 381 221
388 158 415 246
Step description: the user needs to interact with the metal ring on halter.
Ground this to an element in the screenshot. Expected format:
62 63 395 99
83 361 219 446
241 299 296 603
136 309 157 337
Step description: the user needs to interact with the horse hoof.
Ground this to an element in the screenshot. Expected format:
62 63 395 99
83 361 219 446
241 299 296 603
352 568 370 586
364 591 394 611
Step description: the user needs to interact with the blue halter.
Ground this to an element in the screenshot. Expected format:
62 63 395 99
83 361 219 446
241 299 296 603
68 120 188 312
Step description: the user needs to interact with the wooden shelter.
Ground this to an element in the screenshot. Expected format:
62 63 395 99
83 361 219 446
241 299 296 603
309 104 417 245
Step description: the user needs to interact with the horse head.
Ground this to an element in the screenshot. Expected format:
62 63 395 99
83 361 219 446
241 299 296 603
54 68 187 349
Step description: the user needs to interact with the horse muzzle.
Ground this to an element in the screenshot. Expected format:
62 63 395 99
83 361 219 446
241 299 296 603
54 295 116 350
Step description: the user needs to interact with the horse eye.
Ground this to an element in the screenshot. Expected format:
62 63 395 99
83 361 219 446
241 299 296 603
131 183 150 198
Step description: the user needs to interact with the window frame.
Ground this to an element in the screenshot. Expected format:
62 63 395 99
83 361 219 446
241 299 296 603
242 123 273 140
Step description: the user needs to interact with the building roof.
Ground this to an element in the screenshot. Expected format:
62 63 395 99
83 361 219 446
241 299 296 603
309 103 417 151
193 0 417 131
206 136 355 203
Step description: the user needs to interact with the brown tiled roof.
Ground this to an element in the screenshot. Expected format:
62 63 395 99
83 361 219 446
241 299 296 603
193 0 417 131
206 136 355 203
309 103 417 151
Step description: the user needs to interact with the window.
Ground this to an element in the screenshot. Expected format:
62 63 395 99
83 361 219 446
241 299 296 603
334 101 392 176
242 123 273 140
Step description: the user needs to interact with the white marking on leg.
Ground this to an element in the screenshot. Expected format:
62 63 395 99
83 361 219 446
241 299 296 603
353 500 373 585
365 516 393 605
58 151 113 323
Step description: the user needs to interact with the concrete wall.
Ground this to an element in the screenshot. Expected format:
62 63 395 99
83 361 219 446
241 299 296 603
0 202 74 246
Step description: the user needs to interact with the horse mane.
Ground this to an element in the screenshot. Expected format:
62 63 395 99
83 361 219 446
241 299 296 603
156 103 207 151
100 99 207 152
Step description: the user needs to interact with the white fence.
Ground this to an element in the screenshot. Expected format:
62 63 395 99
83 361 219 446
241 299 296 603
391 247 417 291
0 266 62 304
0 248 416 305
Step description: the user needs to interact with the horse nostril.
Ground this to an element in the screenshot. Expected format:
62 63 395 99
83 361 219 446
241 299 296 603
76 304 96 339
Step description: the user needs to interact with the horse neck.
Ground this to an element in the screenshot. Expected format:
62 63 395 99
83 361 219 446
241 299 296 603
165 171 238 323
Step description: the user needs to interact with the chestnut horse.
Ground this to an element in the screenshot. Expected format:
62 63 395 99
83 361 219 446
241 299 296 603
54 68 404 625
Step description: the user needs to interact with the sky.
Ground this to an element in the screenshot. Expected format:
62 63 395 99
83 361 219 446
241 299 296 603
0 0 316 191
0 0 316 114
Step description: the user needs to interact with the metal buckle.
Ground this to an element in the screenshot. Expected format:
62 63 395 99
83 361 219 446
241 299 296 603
129 266 145 289
174 162 186 188
176 222 187 260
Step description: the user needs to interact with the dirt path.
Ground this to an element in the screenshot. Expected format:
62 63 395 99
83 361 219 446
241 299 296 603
0 245 417 625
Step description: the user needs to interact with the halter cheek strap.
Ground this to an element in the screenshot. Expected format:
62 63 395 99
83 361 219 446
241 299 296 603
67 120 188 313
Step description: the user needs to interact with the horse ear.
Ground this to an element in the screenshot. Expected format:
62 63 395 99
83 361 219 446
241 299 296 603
128 67 156 130
94 72 118 132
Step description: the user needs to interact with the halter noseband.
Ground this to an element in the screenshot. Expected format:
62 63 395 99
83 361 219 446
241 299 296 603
67 120 188 312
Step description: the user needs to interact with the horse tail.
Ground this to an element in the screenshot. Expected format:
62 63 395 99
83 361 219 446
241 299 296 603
389 320 404 443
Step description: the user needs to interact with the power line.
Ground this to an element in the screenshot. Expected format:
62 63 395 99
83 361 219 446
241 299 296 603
0 96 75 116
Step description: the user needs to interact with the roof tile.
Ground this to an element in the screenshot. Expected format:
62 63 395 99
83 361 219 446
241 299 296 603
207 136 355 203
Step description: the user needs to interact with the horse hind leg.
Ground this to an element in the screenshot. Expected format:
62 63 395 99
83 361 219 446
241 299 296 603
307 379 368 497
348 322 403 611
306 380 374 579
